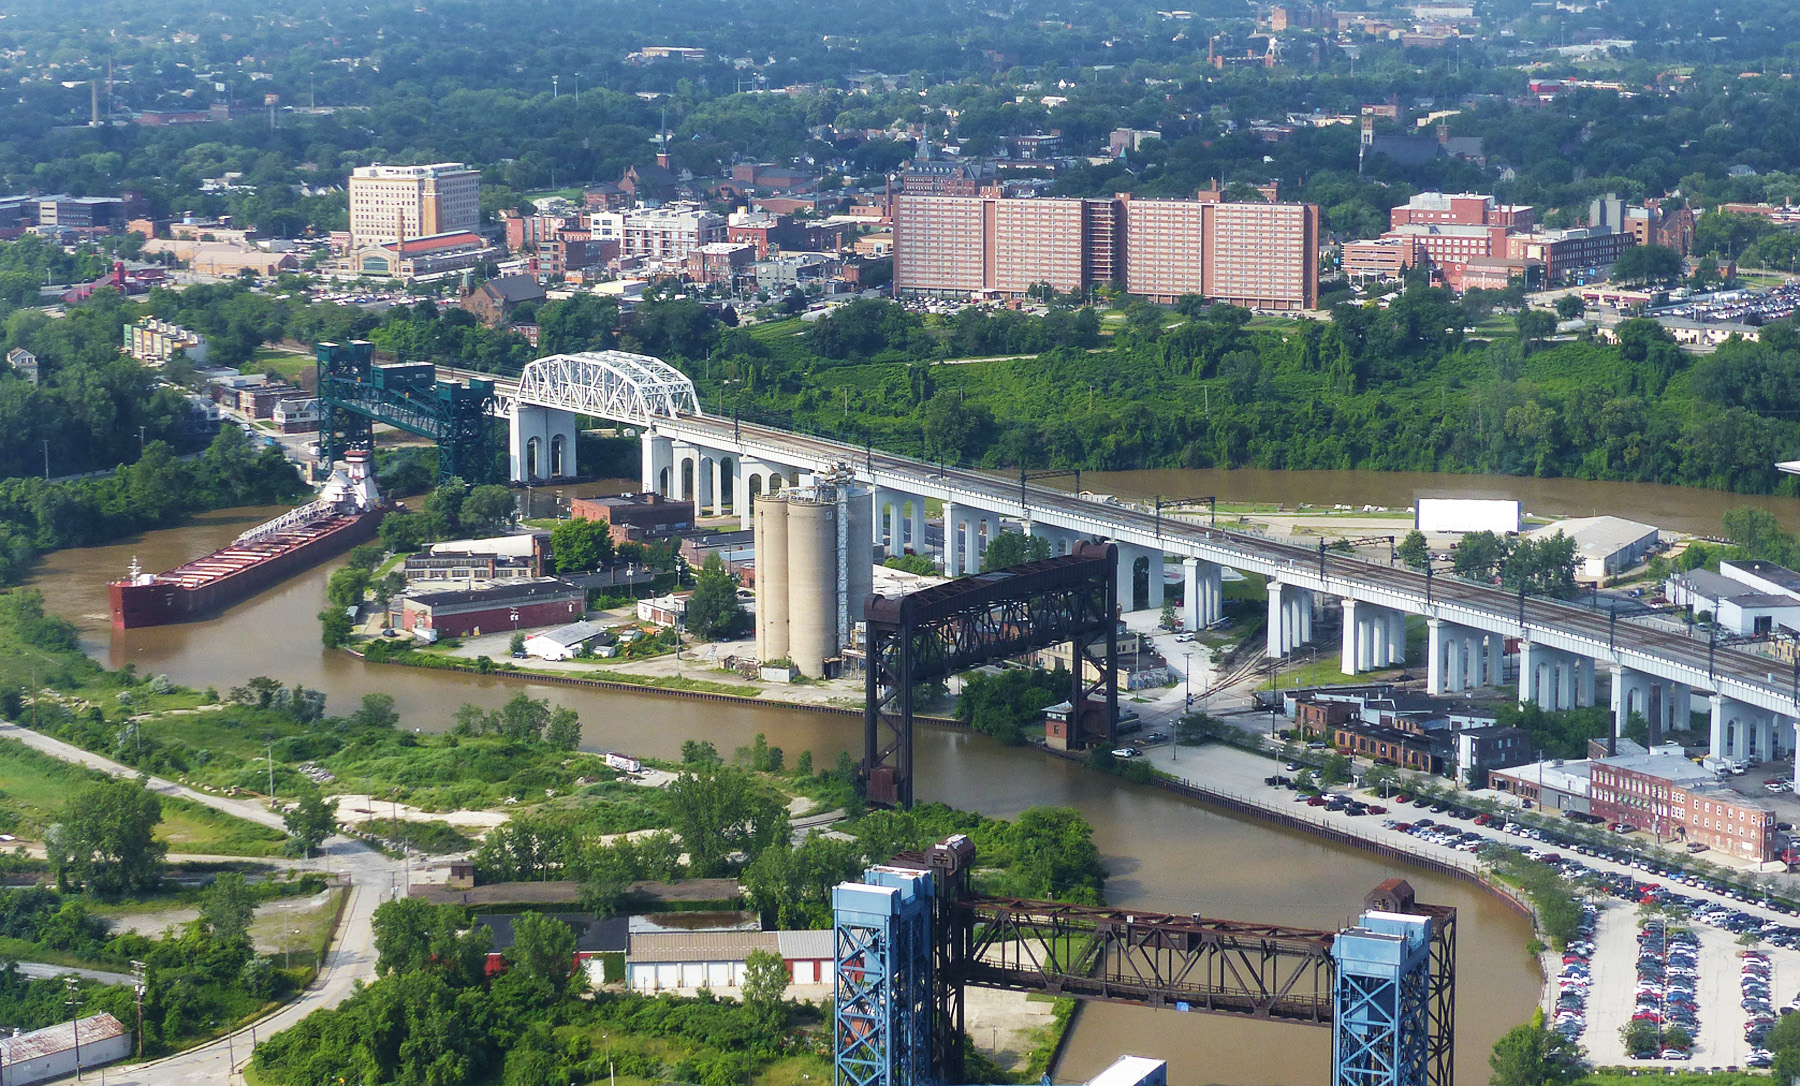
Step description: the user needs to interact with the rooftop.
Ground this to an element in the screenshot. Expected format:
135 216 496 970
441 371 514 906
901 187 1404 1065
1594 751 1717 786
1523 515 1658 556
0 1013 128 1063
476 912 626 954
403 577 581 608
1726 560 1800 596
527 620 607 649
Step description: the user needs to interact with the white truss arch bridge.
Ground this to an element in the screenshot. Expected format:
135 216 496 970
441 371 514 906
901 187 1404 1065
454 351 702 483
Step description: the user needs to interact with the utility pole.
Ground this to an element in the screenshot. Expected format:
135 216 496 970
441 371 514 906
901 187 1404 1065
64 976 81 1081
130 961 147 1059
267 744 275 803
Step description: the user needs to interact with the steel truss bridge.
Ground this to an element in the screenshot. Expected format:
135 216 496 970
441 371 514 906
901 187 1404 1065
862 543 1118 808
857 843 1456 1086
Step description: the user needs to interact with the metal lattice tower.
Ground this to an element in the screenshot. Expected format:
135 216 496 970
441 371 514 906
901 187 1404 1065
1331 912 1433 1086
833 866 935 1086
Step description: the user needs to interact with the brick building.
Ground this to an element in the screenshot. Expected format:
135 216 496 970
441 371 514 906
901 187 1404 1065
397 578 586 638
461 276 547 327
570 493 696 545
893 190 1320 309
1588 752 1777 861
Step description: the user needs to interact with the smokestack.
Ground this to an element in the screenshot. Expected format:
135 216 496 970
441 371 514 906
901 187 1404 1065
90 80 100 127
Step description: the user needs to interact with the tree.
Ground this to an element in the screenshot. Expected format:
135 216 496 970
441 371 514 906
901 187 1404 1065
1491 1010 1585 1086
742 948 790 1034
47 775 167 895
665 766 789 877
502 911 578 1004
509 631 527 656
1008 806 1105 903
326 566 370 610
1554 294 1585 320
1514 309 1557 354
370 898 491 987
1396 530 1430 571
544 706 582 750
460 485 516 535
497 692 550 743
1611 245 1682 285
980 530 1052 572
284 785 337 855
318 607 353 648
883 554 938 576
685 553 745 640
200 871 257 947
550 516 613 573
422 480 467 542
1453 531 1507 579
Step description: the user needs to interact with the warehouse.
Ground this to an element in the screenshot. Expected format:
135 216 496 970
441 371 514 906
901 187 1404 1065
1 1013 132 1084
396 578 586 638
1523 515 1659 580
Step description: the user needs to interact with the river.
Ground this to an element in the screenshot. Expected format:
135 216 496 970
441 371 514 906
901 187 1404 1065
17 468 1635 1086
1083 466 1800 537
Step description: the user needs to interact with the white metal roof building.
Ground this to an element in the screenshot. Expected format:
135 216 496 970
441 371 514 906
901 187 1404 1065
523 620 608 661
1 1013 132 1085
1523 515 1660 580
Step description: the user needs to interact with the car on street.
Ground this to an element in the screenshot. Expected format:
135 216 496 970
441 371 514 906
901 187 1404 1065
1111 747 1143 759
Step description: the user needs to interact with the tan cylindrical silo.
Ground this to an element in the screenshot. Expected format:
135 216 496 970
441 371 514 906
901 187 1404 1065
786 497 837 677
844 486 875 634
755 496 790 663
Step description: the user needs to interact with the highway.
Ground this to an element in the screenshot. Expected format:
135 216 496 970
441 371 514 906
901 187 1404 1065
657 411 1800 726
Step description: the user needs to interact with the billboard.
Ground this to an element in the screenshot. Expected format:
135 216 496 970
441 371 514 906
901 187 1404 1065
1415 498 1520 534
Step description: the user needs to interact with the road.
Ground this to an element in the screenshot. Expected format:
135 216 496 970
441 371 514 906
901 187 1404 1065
661 411 1800 719
0 722 402 1083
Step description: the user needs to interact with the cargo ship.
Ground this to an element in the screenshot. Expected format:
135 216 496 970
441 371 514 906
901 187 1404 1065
109 450 388 630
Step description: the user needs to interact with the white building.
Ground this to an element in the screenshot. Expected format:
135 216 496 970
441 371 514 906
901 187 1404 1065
0 1013 132 1085
1523 515 1660 580
124 318 208 366
589 203 727 262
348 162 482 247
624 928 837 993
524 620 607 660
1666 563 1800 637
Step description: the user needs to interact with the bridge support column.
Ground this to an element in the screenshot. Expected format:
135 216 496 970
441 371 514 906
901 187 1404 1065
1266 582 1312 657
1519 640 1542 709
708 454 724 517
1577 657 1595 708
942 500 960 573
913 500 928 561
1184 559 1223 630
1147 550 1167 614
1428 619 1485 694
1610 666 1654 736
1487 634 1505 687
1708 694 1772 761
1342 600 1371 673
510 404 578 483
1387 611 1407 666
641 431 673 495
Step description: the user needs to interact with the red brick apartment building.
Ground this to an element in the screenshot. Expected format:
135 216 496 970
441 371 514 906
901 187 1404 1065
892 189 1319 310
1589 753 1777 861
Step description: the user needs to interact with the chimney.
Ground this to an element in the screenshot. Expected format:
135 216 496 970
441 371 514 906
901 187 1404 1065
1437 122 1449 144
657 150 669 170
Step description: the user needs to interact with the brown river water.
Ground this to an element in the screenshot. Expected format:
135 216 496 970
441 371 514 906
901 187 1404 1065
32 463 1749 1085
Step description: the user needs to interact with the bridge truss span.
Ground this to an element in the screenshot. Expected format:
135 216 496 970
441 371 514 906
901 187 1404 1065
961 896 1338 1024
516 351 701 425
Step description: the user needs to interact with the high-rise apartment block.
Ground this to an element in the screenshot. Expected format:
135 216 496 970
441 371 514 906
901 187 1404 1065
892 191 1320 310
348 163 482 247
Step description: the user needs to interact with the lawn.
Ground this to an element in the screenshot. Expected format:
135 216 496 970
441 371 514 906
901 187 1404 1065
248 346 316 385
156 797 289 857
0 737 287 855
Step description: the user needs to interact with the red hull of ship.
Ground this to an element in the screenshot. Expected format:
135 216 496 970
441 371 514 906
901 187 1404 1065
108 508 386 630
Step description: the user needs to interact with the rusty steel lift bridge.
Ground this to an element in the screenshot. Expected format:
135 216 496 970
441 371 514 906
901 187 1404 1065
861 541 1119 808
316 341 498 484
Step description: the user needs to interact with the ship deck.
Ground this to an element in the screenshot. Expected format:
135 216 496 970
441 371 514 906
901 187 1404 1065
150 515 365 589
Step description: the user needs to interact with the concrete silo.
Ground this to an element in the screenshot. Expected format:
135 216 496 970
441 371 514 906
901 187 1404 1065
751 465 873 678
754 496 790 664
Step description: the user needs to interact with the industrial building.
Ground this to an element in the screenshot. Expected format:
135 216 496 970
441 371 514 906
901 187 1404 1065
396 578 585 638
403 532 549 585
523 620 608 660
570 492 696 544
348 162 482 247
892 189 1321 309
1589 751 1778 860
1522 516 1659 580
0 1013 132 1085
754 469 874 677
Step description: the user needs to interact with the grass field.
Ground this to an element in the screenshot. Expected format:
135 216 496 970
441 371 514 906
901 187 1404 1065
0 738 287 856
248 346 316 385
